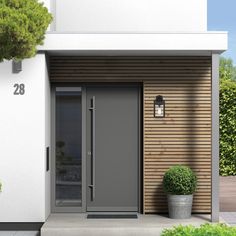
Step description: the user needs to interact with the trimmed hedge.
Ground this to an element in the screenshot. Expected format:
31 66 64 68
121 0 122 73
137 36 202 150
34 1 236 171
220 79 236 176
161 223 236 236
163 165 197 195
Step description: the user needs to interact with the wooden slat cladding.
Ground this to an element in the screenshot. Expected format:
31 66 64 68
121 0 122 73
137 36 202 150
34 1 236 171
143 57 212 214
50 56 212 214
49 56 211 82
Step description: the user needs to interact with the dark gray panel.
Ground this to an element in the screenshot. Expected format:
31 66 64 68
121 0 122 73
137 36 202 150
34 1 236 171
87 214 138 219
0 223 43 231
86 86 139 211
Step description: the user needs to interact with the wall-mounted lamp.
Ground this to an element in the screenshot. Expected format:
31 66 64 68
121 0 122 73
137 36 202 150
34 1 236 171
154 95 165 118
12 60 22 74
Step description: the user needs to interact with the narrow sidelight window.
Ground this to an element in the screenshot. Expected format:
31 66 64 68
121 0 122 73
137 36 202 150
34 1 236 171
55 90 82 207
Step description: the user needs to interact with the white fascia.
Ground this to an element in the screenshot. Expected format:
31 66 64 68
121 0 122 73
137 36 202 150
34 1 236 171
38 32 228 55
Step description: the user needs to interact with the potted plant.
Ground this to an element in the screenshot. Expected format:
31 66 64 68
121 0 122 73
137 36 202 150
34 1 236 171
163 165 197 219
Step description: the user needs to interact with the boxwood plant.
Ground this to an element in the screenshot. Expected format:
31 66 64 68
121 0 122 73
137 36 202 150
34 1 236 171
163 165 197 195
161 223 236 236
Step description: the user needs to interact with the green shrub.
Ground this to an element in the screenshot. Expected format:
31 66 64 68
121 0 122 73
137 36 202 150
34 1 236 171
163 165 197 195
220 57 236 81
220 79 236 176
0 182 1 192
0 0 53 61
161 223 236 236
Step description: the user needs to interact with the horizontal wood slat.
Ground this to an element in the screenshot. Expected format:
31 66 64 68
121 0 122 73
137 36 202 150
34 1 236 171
50 56 212 214
143 57 212 214
50 56 212 82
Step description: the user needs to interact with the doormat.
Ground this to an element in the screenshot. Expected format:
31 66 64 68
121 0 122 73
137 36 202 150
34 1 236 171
87 214 138 219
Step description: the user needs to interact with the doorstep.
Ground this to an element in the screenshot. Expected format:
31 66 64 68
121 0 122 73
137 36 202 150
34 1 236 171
41 213 217 236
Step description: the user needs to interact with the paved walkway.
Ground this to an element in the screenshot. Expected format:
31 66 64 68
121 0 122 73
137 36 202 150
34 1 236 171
220 176 236 212
220 212 236 226
220 176 236 226
41 214 212 236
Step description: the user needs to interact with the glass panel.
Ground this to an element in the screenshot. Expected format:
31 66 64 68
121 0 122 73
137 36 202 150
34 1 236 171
55 90 82 207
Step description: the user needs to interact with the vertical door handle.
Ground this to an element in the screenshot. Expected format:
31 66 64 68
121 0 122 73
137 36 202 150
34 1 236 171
89 96 96 201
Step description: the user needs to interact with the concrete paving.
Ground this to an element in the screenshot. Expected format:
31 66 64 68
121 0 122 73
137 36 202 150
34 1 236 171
220 212 236 226
41 214 213 236
220 176 236 212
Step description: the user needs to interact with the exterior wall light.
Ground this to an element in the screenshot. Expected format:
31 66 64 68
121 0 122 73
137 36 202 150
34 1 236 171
12 60 22 74
154 95 165 118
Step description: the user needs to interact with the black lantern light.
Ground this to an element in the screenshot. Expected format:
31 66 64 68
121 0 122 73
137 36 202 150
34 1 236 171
154 95 165 118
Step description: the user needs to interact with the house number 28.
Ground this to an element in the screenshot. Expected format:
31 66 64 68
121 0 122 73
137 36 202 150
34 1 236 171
13 84 25 95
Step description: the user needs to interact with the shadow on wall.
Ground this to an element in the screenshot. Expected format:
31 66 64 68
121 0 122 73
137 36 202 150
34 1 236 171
151 62 212 214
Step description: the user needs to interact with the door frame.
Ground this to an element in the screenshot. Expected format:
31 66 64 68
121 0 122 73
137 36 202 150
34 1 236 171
50 83 142 213
51 86 87 213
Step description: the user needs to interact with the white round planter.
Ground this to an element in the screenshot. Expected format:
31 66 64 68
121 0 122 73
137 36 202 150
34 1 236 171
167 194 193 219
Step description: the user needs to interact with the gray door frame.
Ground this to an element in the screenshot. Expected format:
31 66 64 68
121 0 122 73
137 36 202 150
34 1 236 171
51 86 87 213
51 83 142 213
211 53 220 222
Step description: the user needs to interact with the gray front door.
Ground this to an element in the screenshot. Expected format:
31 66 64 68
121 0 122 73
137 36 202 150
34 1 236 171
86 86 139 212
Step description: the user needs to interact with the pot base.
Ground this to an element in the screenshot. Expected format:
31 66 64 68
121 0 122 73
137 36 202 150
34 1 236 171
167 195 193 219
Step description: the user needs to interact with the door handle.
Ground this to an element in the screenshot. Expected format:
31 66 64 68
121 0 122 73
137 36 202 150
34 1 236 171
89 96 96 201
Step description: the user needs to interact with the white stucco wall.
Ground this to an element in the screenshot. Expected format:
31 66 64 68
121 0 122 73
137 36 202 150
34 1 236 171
45 57 51 220
41 0 50 10
0 54 49 222
54 0 207 32
40 32 228 53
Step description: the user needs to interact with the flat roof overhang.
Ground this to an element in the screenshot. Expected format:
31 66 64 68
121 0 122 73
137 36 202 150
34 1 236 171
38 31 228 56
